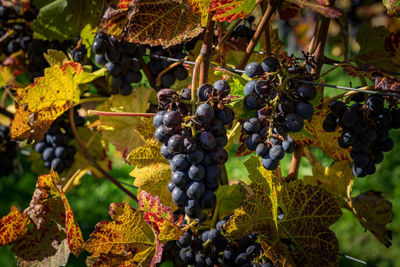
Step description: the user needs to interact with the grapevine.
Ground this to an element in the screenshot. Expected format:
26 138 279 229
0 1 399 267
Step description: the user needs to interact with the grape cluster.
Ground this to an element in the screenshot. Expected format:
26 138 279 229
148 43 193 88
34 109 84 172
0 3 37 56
92 33 146 96
155 81 234 219
173 220 273 266
322 93 400 177
0 124 18 177
242 57 317 170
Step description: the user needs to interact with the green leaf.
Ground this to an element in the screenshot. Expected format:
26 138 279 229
351 24 399 71
33 0 103 42
216 184 245 218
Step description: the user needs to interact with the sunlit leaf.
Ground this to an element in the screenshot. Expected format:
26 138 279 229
104 0 203 48
97 87 153 158
0 65 13 88
303 161 354 205
84 201 157 267
131 163 175 208
11 61 83 141
43 49 69 66
12 171 83 265
209 0 256 22
0 206 30 246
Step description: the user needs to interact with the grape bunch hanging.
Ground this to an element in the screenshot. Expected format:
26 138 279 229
0 124 18 177
92 33 146 96
323 93 400 177
34 109 84 172
163 219 273 266
241 56 316 170
154 80 234 219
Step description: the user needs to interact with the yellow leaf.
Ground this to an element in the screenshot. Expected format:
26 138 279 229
97 87 153 157
11 61 82 141
0 65 13 88
0 206 31 246
303 161 354 205
132 163 175 208
84 201 156 266
127 145 167 168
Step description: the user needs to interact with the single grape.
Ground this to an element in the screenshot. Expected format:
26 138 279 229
245 134 261 150
186 181 205 200
255 80 270 95
163 111 181 127
42 147 55 161
245 62 263 78
196 104 215 125
213 80 230 97
197 83 214 101
269 145 285 160
171 187 187 207
188 148 204 163
167 134 185 155
153 111 166 127
262 56 279 72
172 171 189 188
244 93 263 110
171 154 189 171
295 102 314 120
297 84 316 101
161 72 176 88
244 80 256 95
188 164 205 181
261 157 279 170
199 131 216 151
216 107 234 125
284 113 304 132
243 117 260 134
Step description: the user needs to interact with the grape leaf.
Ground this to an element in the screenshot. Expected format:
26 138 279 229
0 206 30 246
0 65 13 88
11 171 83 266
351 24 400 72
84 200 176 267
303 161 354 206
131 163 175 208
43 49 69 67
209 0 256 22
84 201 156 266
33 0 103 42
383 0 400 17
286 0 341 18
215 184 245 219
10 60 103 142
225 157 342 267
347 191 393 247
104 0 203 48
127 145 167 168
97 87 154 158
187 0 211 26
139 191 184 244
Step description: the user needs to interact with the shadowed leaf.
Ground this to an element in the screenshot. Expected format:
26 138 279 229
347 191 393 247
215 184 245 219
225 157 342 267
104 0 203 47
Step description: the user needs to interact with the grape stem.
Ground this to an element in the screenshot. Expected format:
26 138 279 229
236 2 276 69
156 60 182 87
69 108 138 202
261 1 272 56
139 57 156 88
87 110 155 117
0 106 14 119
199 12 215 85
287 144 304 181
78 97 108 105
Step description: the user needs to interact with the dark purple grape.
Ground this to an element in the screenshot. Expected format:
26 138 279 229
197 83 214 101
262 57 279 73
188 164 205 181
171 187 187 207
171 154 189 171
297 84 316 101
186 181 205 200
163 111 181 127
172 171 189 188
174 65 188 80
244 80 256 95
245 62 263 78
295 102 314 120
216 107 234 125
199 131 216 151
213 80 230 97
196 104 215 125
284 113 304 132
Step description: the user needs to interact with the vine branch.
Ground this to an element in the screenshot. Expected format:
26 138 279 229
88 110 155 117
69 108 138 202
237 3 276 69
199 12 215 85
0 106 14 119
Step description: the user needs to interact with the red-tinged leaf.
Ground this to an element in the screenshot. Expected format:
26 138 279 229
10 171 83 266
51 171 84 256
0 206 31 246
139 191 184 244
104 0 203 48
209 0 257 22
383 0 400 17
374 76 400 93
278 2 299 21
286 0 341 18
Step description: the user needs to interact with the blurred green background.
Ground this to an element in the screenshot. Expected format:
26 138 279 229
1 59 399 267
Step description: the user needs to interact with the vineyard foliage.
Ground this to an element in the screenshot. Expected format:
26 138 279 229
0 0 400 266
